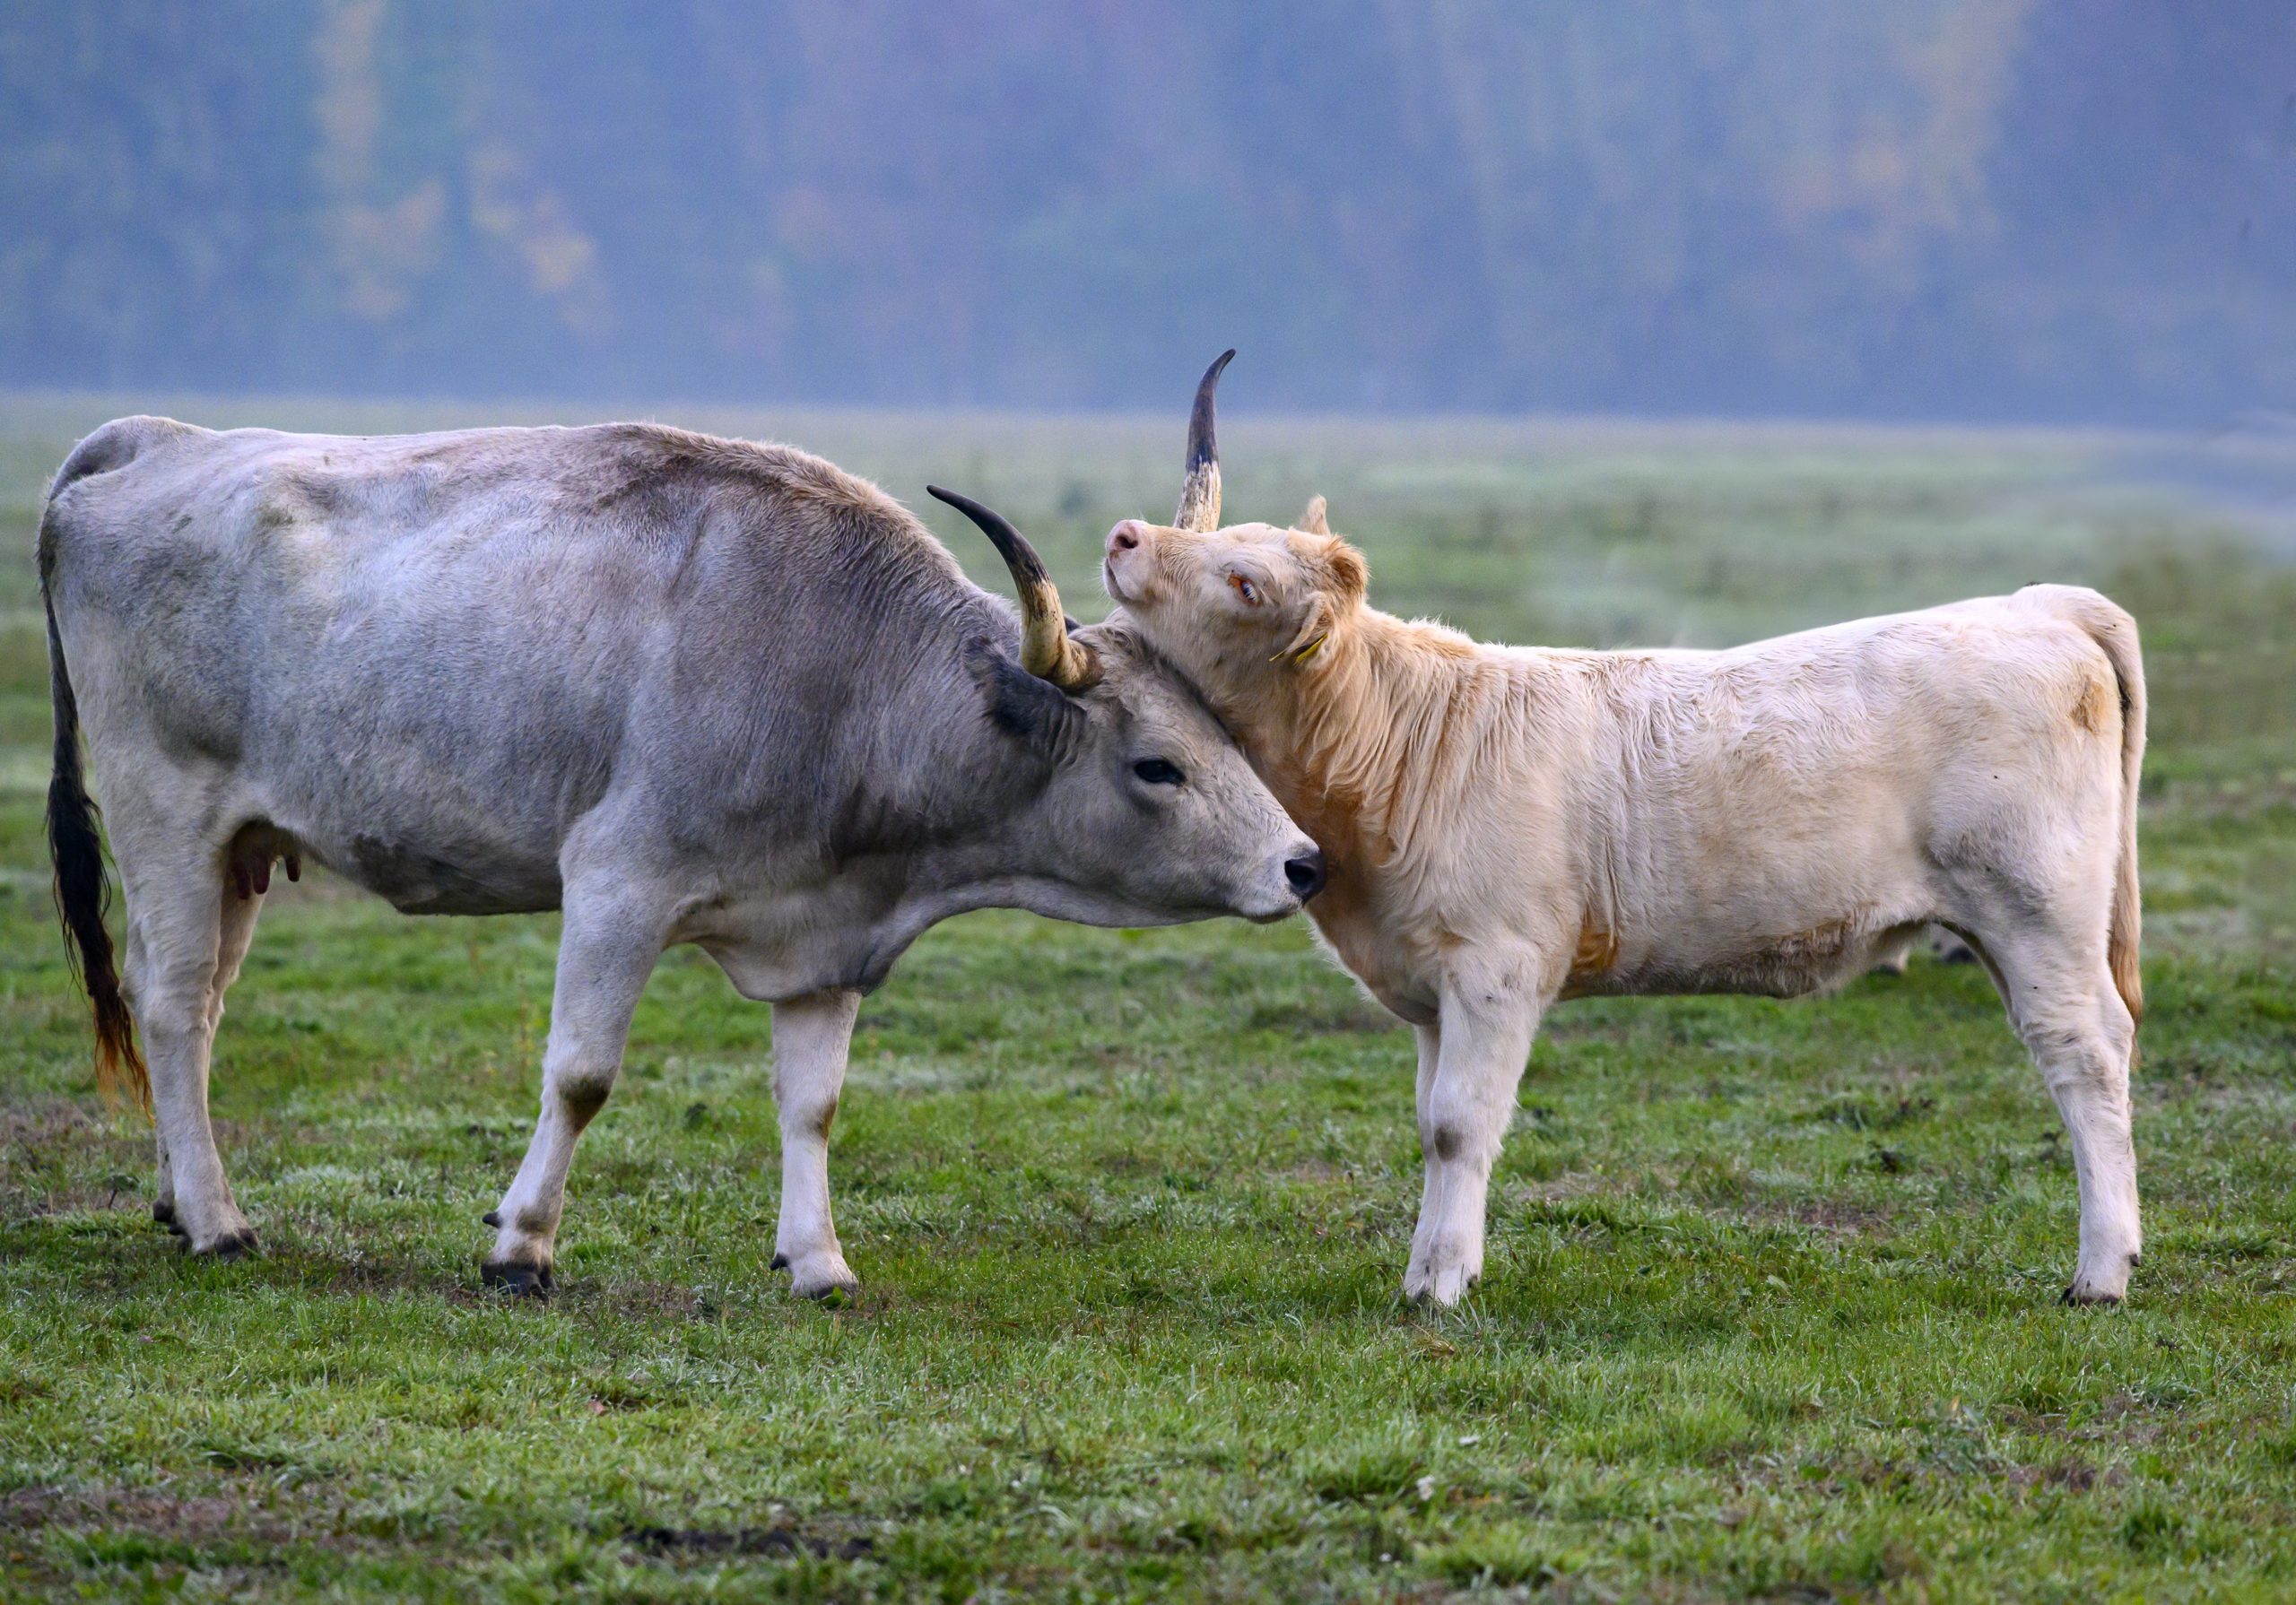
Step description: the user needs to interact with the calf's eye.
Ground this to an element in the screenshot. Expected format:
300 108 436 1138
1133 759 1186 786
1229 573 1262 606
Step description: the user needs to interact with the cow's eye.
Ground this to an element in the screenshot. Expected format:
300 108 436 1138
1229 573 1262 606
1133 758 1185 786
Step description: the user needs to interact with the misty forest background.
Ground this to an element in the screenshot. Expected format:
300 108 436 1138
5 0 2293 425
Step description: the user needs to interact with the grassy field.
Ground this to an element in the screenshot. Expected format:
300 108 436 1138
3 397 2293 1601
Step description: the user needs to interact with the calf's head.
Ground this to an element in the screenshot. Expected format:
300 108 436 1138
928 486 1324 923
1099 352 1368 708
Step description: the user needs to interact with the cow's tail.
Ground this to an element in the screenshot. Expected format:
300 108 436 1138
41 434 150 1114
2060 587 2147 1029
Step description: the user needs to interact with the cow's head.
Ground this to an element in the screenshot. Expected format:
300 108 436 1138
1098 352 1370 710
928 485 1325 924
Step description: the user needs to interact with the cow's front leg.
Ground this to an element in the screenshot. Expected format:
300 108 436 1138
769 988 863 1299
483 889 665 1296
1405 965 1545 1306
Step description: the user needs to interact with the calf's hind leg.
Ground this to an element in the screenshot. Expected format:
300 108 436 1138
1971 923 2142 1304
483 885 666 1295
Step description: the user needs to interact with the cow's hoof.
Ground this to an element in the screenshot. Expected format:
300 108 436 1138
483 1210 501 1228
482 1259 554 1298
152 1202 187 1237
2060 1283 2124 1307
784 1250 858 1302
769 1251 789 1271
185 1228 257 1261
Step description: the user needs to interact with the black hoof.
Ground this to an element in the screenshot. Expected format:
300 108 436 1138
482 1260 554 1298
483 1210 501 1228
153 1202 187 1237
770 1252 790 1271
2060 1285 2123 1307
186 1228 257 1261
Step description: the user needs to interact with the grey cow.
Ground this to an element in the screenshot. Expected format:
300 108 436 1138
40 416 1322 1297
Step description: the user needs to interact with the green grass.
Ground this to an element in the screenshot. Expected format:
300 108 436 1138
3 398 2294 1601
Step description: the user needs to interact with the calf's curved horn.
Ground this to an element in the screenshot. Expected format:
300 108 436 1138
927 485 1100 691
1175 349 1234 532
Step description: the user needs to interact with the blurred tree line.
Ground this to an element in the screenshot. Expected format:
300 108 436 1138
3 0 2290 423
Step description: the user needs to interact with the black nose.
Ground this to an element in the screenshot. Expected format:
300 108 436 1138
1284 849 1327 901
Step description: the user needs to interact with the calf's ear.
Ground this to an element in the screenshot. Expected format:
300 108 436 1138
1295 495 1330 534
1319 539 1368 603
1274 597 1335 668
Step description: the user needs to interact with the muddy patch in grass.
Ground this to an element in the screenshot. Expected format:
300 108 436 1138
0 1476 360 1552
625 1524 875 1563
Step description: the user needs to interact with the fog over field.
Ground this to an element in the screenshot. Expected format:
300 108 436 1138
4 3 2293 423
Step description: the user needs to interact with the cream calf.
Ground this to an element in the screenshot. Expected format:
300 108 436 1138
1102 357 2145 1306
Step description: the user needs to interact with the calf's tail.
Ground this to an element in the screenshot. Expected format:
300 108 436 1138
2074 592 2147 1028
40 494 148 1114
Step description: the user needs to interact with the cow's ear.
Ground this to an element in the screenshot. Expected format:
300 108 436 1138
974 640 1088 754
1295 495 1330 534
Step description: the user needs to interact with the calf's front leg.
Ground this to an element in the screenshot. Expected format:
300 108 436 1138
769 988 863 1299
1405 966 1545 1306
484 891 665 1295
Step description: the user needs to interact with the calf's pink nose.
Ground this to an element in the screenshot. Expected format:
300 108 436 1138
1108 520 1144 553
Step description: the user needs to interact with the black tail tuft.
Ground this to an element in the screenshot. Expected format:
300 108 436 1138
41 525 147 1113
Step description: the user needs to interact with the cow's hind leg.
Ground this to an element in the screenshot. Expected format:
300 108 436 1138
769 989 863 1299
119 852 255 1257
1968 919 2142 1304
151 879 265 1237
483 882 665 1295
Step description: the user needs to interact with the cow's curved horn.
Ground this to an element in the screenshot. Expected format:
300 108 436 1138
1175 349 1234 532
927 485 1100 691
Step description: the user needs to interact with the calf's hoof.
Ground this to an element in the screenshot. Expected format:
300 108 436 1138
1403 1238 1483 1307
1404 1268 1478 1308
2061 1250 2138 1306
152 1202 187 1237
481 1259 554 1298
184 1228 257 1261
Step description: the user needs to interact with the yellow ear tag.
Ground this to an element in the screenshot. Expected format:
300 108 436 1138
1280 632 1327 666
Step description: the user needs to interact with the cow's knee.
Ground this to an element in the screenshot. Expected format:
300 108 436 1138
552 1065 617 1132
